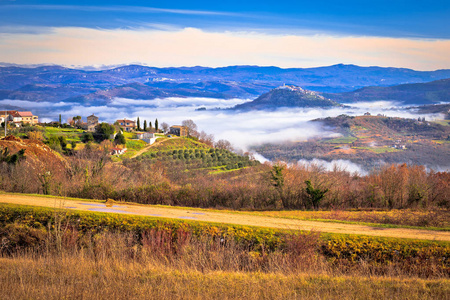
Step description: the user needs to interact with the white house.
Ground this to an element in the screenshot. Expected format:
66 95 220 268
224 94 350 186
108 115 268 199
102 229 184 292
111 147 127 155
136 132 157 144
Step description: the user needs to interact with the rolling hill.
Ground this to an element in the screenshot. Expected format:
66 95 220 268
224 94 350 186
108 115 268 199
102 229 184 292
251 114 450 170
233 85 341 110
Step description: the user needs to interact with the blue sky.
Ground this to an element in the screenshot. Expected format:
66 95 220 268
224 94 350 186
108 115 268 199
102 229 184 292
1 0 449 38
0 1 449 69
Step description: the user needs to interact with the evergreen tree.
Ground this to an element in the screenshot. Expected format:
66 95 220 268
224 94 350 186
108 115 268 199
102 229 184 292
94 123 115 142
155 118 159 132
143 120 147 131
59 114 62 125
81 132 94 143
137 117 141 131
305 180 328 210
114 132 126 145
149 121 152 129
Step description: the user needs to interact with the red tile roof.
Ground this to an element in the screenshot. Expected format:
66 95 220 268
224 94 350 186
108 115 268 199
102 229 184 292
18 111 33 117
116 119 136 127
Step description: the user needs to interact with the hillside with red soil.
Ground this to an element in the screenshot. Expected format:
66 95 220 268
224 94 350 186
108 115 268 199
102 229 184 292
0 136 67 171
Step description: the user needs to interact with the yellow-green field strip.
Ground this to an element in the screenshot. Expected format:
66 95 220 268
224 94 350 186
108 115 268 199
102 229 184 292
0 193 448 241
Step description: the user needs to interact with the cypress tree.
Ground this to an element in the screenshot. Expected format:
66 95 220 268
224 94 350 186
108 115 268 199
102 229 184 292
143 120 147 131
137 117 141 131
155 118 159 132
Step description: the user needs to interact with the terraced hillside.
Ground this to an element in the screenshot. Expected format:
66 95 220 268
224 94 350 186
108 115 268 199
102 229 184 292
134 137 258 172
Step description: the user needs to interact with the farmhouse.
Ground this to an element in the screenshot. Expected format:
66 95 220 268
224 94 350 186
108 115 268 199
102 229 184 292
110 147 127 155
0 110 38 125
0 111 8 124
169 125 187 137
18 111 39 125
117 119 136 132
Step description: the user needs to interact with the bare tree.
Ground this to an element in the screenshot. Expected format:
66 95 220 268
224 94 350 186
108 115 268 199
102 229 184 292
199 131 214 146
181 119 198 137
161 122 169 134
215 139 233 151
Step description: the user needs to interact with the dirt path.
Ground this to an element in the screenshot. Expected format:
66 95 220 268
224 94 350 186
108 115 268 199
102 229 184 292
130 137 178 158
1 193 449 241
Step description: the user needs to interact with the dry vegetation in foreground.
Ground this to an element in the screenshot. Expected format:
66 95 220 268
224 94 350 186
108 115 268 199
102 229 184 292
0 231 449 300
1 254 448 300
0 204 449 299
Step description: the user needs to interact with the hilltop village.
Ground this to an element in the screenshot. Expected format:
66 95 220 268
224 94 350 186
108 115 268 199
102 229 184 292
0 110 192 155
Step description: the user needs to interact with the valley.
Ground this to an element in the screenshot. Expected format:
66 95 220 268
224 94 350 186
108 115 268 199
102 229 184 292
252 114 450 171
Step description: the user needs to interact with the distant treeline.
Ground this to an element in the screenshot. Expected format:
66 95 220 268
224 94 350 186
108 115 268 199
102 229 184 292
0 143 448 210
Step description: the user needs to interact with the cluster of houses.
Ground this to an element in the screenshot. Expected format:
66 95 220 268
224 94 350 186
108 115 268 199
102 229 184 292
77 116 187 137
0 110 39 126
0 110 192 157
392 139 407 150
68 114 191 154
1 110 188 141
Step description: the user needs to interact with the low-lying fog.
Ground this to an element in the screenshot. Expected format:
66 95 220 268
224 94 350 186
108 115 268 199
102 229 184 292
1 97 445 173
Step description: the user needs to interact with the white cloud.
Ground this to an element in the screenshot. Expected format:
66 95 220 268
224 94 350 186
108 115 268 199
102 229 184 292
1 27 449 70
110 97 251 108
297 158 368 175
0 99 68 108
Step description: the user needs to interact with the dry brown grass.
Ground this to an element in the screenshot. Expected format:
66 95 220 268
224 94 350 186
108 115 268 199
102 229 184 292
0 251 448 300
0 230 449 299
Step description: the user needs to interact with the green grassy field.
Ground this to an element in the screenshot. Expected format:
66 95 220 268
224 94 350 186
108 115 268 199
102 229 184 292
324 136 358 144
142 138 210 153
43 127 84 142
352 146 402 153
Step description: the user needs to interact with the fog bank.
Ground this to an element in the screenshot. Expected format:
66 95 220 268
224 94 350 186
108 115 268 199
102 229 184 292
0 97 443 153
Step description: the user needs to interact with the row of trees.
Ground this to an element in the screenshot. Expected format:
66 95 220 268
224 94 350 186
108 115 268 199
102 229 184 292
1 139 448 210
135 117 171 133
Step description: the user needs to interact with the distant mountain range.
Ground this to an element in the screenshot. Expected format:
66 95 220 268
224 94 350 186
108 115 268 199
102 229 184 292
1 64 450 107
233 85 341 110
325 78 450 105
